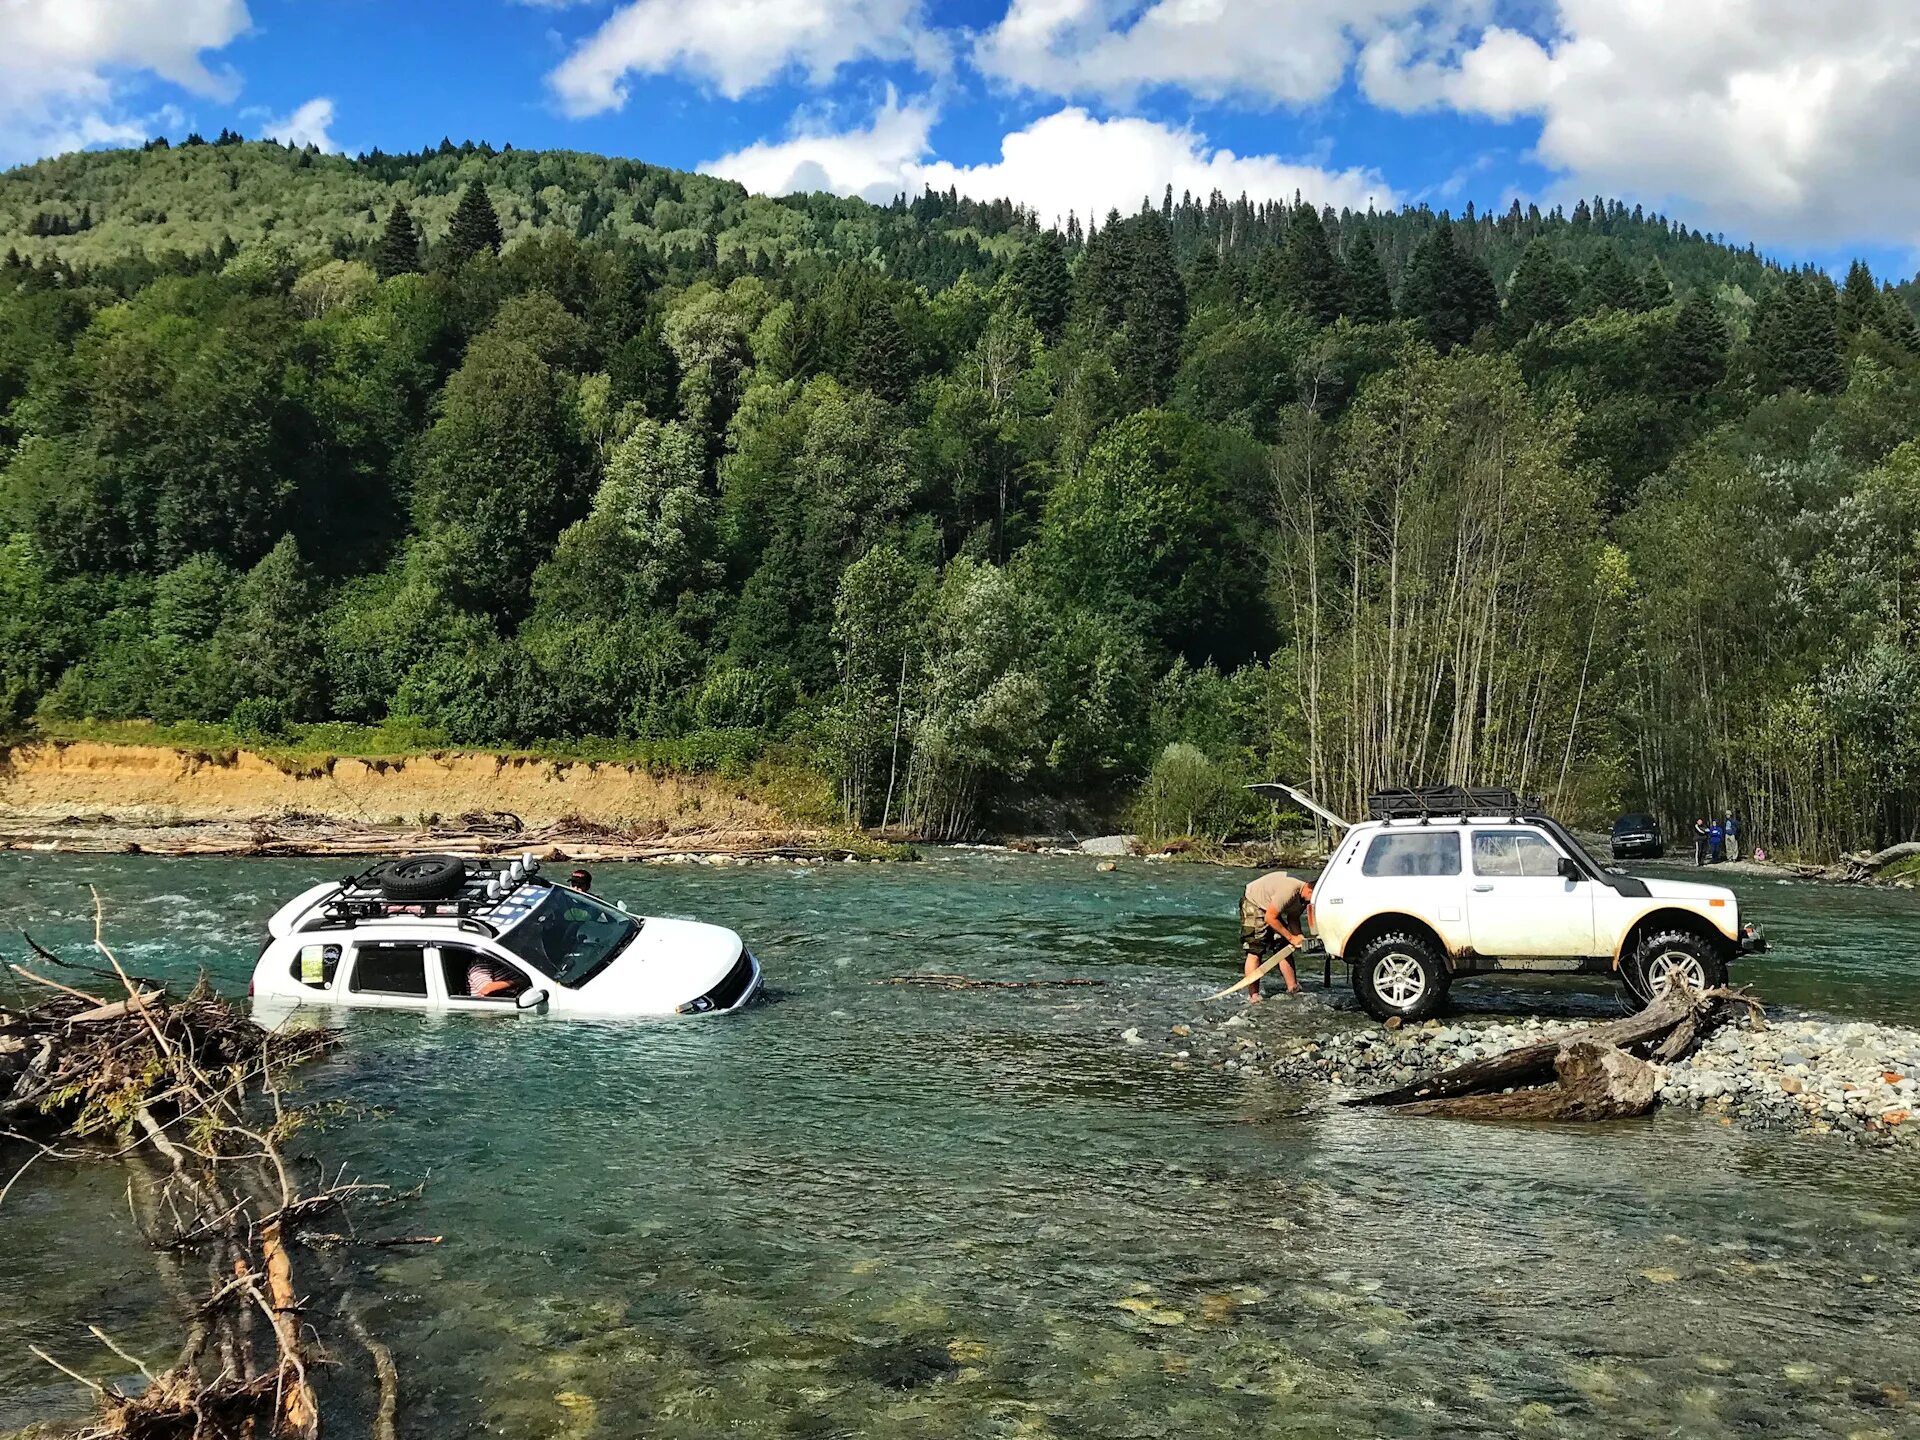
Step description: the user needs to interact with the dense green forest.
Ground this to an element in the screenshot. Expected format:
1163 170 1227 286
4 136 1920 857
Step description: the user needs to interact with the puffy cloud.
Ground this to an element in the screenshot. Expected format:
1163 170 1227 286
1362 0 1920 247
263 97 340 153
975 0 1485 107
706 101 1396 222
547 0 946 114
0 0 251 164
704 91 937 203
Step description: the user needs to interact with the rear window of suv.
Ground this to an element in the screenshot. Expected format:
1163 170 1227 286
1362 831 1461 877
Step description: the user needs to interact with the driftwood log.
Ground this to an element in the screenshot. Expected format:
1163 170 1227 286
1347 985 1761 1121
879 974 1105 990
1840 840 1920 882
1 891 405 1438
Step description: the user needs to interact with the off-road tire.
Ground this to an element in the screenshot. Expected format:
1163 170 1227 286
370 854 468 903
1622 928 1727 1010
1352 931 1450 1022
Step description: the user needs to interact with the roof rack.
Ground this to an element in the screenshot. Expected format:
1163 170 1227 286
1367 785 1544 821
316 855 549 929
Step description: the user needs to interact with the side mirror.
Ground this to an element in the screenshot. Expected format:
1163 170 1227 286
1557 856 1583 882
516 988 549 1012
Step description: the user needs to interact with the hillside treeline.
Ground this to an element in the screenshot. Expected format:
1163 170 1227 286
3 141 1920 856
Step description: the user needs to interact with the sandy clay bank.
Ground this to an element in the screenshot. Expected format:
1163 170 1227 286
0 741 857 861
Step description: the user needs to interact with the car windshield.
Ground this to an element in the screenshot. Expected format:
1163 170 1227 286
1613 814 1655 833
1552 824 1609 872
495 887 638 988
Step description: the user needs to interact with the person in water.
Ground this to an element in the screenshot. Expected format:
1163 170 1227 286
1239 872 1312 1003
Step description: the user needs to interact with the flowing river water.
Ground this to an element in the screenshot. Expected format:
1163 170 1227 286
2 850 1917 1438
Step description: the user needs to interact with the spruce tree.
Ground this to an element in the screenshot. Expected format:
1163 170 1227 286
1640 259 1674 309
1877 284 1920 354
375 201 421 279
1011 229 1071 343
1270 202 1345 326
445 182 504 268
1838 259 1885 340
1661 292 1729 401
1580 245 1644 313
1120 211 1187 406
1502 239 1576 340
1398 221 1498 352
1753 273 1843 395
1340 225 1393 323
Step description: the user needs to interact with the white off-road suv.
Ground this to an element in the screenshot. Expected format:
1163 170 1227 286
250 854 762 1022
1256 785 1766 1022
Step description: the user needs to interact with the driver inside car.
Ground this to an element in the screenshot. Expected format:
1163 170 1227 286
466 955 524 999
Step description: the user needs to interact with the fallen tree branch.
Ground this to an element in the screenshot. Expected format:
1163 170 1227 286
877 974 1106 990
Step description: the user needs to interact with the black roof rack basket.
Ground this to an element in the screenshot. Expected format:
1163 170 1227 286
1367 785 1544 821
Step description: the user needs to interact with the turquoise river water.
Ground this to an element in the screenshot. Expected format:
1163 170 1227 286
2 851 1917 1438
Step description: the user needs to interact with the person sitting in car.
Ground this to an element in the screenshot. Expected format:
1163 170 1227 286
466 956 523 1000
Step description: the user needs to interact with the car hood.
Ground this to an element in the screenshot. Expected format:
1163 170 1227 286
1635 876 1736 905
574 916 743 1009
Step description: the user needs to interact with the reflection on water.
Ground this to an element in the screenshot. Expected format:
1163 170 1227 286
2 852 1917 1437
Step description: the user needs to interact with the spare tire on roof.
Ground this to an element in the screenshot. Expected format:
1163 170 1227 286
369 854 468 902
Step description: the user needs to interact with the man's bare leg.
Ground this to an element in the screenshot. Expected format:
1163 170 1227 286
1274 952 1301 995
1243 952 1264 1004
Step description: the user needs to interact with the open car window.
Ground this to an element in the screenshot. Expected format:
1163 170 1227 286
439 947 527 1002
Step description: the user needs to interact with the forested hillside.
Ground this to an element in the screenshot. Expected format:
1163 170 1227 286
4 138 1919 857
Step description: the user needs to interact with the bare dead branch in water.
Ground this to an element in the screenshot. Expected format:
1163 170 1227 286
2 910 409 1438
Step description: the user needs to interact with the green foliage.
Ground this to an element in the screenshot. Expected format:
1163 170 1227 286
5 140 1920 852
1130 741 1246 843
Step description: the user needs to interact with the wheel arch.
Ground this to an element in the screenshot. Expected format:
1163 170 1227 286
1614 907 1734 969
1345 913 1453 971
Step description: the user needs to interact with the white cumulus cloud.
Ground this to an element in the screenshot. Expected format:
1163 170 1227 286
706 101 1396 223
262 97 340 153
548 0 947 114
1362 0 1920 249
975 0 1486 107
0 0 252 164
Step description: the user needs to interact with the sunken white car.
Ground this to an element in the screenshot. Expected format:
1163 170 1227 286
1254 784 1766 1022
249 854 762 1020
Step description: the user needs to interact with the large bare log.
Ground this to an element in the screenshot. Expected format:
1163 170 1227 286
1389 1041 1657 1120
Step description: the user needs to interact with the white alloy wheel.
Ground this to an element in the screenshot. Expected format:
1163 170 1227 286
1644 949 1707 996
1373 951 1429 1011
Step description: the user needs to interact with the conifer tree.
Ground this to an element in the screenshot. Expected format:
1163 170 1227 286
1580 245 1644 313
1398 221 1498 352
1753 273 1843 395
1340 225 1393 323
375 201 421 279
1877 284 1920 354
1120 211 1187 405
1838 259 1886 340
1640 259 1674 309
1269 202 1345 325
1502 239 1576 340
1661 292 1729 401
445 182 504 268
1011 229 1071 342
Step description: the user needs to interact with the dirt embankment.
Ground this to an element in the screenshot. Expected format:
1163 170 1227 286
0 741 840 859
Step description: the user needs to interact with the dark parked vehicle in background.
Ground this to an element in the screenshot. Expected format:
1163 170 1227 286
1610 812 1665 860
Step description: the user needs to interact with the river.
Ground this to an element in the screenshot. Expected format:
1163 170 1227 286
2 851 1916 1437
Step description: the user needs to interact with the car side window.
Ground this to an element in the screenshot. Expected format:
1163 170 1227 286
440 947 525 1002
349 945 430 997
1362 832 1462 877
1473 830 1562 878
289 943 342 989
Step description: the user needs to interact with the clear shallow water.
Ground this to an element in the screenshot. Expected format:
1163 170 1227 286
2 852 1917 1438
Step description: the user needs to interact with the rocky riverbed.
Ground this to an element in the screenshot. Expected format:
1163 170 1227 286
1126 1004 1920 1146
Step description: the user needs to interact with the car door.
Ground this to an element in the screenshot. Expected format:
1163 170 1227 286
432 945 538 1013
1465 829 1596 958
340 942 433 1010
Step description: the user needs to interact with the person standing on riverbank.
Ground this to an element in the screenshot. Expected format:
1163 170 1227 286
1239 872 1312 1004
1724 812 1741 863
1710 818 1725 863
1694 818 1710 866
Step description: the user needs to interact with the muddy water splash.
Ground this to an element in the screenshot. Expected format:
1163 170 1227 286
1 852 1915 1436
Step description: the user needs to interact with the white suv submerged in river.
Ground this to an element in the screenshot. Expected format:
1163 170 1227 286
250 854 762 1022
1260 785 1766 1021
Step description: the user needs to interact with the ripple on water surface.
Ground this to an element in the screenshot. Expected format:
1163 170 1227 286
1 851 1917 1437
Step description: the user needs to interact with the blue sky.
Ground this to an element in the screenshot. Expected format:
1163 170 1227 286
4 1 1918 279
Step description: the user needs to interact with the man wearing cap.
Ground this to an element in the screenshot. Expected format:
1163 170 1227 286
1238 872 1312 1003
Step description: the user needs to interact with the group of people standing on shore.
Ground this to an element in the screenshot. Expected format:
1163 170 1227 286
1693 813 1742 866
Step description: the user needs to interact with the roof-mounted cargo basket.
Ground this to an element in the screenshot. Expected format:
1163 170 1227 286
1367 785 1544 821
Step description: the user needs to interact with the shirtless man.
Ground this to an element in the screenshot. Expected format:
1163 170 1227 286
1239 872 1312 1003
